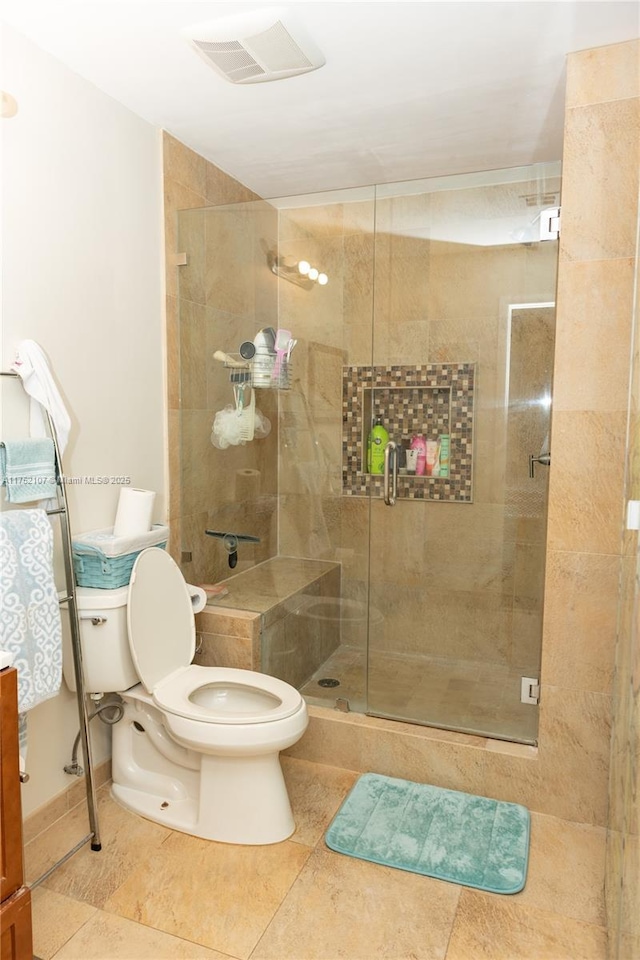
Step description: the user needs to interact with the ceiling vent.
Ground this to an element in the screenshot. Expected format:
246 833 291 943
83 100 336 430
183 8 325 84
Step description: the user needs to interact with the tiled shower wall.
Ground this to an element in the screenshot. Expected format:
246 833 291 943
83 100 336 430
607 232 640 960
543 37 638 831
601 43 640 960
163 132 280 584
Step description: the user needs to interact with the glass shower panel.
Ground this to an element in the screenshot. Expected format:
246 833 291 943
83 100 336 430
176 199 280 590
272 187 376 711
366 163 560 743
176 191 377 704
175 168 560 744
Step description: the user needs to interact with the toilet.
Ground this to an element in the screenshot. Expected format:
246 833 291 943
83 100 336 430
71 547 308 845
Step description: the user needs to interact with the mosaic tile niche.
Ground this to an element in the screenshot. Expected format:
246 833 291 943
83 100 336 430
342 363 475 501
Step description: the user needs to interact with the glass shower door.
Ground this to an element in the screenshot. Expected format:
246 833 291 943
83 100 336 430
365 163 560 744
273 186 377 713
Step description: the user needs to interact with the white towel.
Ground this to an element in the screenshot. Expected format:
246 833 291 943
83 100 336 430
11 340 71 454
0 509 62 765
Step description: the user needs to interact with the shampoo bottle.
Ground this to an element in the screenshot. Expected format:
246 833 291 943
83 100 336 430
367 415 389 474
410 435 427 476
439 434 450 477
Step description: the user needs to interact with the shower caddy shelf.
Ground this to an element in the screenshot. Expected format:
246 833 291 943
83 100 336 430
220 353 292 391
0 369 101 888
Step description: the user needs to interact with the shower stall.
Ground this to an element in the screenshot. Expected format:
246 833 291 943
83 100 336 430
176 161 560 746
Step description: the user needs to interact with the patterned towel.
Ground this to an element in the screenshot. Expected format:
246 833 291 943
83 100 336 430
0 438 58 502
0 509 62 758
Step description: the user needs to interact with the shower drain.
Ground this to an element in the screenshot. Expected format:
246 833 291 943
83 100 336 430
318 677 340 688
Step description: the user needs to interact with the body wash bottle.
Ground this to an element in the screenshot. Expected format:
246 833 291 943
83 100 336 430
367 415 389 474
426 439 439 476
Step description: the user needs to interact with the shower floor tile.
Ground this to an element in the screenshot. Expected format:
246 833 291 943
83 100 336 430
300 645 538 743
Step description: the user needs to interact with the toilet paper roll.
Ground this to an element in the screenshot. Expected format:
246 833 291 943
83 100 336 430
235 468 261 501
186 584 207 615
113 487 155 538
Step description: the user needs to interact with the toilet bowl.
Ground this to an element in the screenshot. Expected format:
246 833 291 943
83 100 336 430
73 548 308 844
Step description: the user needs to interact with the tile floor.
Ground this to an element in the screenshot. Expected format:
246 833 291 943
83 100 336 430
300 646 538 744
28 757 607 960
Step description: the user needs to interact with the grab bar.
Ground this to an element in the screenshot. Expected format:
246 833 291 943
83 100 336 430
383 441 398 506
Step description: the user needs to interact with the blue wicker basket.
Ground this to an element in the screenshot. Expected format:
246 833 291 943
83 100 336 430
72 524 169 589
72 543 167 588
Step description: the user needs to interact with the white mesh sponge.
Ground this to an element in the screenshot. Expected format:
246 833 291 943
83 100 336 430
210 405 271 449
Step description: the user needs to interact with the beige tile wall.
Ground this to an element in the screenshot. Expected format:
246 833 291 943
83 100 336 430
600 40 640 959
545 38 638 831
163 132 280 587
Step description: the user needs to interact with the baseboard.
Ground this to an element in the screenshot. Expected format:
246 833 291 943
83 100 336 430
23 758 112 845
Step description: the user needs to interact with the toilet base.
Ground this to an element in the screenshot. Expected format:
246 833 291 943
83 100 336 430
112 781 200 837
111 695 297 844
198 752 295 844
112 754 295 844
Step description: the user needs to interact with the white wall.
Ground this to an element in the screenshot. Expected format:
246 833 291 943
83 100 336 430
0 23 165 816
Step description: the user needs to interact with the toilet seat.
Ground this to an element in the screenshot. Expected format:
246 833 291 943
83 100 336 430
153 664 304 725
127 549 304 726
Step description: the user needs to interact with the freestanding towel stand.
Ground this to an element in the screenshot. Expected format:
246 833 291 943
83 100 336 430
0 369 101 884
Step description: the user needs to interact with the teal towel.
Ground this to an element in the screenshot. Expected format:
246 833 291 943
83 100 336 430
0 439 58 502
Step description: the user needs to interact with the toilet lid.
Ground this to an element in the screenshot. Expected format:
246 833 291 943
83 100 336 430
127 548 195 694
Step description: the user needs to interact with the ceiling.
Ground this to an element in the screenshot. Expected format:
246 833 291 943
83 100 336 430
1 2 638 198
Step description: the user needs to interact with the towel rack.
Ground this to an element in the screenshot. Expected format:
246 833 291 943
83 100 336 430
0 370 101 884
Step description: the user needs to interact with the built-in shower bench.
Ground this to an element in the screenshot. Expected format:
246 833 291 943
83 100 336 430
194 556 341 689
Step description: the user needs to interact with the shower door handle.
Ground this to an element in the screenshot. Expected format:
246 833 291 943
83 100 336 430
383 441 398 506
529 452 551 479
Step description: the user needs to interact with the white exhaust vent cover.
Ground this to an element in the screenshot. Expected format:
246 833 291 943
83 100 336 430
183 8 325 84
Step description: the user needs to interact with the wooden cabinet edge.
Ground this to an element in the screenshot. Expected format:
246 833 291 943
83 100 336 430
0 886 33 960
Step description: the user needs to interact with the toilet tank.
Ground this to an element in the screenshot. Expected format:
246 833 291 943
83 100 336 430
63 586 139 694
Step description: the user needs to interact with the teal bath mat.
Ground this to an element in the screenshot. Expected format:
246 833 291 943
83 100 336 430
325 773 530 894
